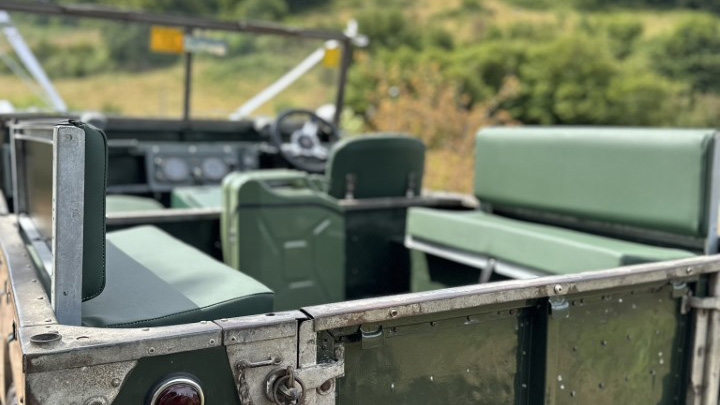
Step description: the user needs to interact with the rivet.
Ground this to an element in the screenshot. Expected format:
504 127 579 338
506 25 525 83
148 347 156 354
430 321 437 327
110 378 121 387
220 318 228 322
141 328 149 332
389 309 399 317
429 376 434 382
601 340 608 346
230 336 237 342
570 390 576 397
209 339 216 345
598 382 605 389
554 284 563 294
390 383 395 390
687 267 693 274
200 321 207 325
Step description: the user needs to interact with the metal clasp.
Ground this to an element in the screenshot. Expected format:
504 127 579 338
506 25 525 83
682 294 720 315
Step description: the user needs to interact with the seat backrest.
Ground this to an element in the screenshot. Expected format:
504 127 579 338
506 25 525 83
326 135 425 199
11 120 107 324
475 127 720 252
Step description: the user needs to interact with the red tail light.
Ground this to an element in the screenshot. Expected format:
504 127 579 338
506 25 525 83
150 377 204 405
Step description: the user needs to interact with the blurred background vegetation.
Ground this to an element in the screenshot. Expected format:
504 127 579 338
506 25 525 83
2 0 720 191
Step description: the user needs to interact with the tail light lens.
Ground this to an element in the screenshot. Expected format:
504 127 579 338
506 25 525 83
149 377 204 405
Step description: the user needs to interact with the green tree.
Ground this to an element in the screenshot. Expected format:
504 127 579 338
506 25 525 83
652 15 720 92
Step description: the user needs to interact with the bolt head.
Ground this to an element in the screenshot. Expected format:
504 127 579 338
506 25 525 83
554 284 563 294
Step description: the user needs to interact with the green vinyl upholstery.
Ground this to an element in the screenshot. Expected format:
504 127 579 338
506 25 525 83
42 122 273 326
407 127 718 284
475 127 717 237
77 122 108 301
106 195 164 213
326 135 424 199
408 208 695 275
83 226 273 327
171 185 222 209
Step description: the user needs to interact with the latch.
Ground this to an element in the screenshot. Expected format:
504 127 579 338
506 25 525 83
265 366 306 405
262 347 345 404
681 294 720 315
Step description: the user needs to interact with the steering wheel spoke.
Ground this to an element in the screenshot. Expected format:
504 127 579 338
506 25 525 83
270 109 339 173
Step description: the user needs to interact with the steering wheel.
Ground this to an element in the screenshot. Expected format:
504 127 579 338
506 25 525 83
271 109 340 173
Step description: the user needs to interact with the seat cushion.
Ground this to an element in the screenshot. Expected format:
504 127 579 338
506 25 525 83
82 226 273 327
78 122 108 301
171 186 222 209
475 127 717 237
106 195 164 213
326 135 425 199
407 208 695 275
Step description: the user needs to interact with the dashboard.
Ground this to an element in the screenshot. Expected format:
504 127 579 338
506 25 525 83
107 141 260 194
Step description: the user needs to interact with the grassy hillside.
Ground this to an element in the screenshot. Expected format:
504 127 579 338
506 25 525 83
1 0 719 191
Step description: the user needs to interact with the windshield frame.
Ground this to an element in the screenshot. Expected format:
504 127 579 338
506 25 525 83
0 0 352 126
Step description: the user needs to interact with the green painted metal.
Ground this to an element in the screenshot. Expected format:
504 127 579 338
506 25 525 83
345 208 413 299
222 170 345 310
545 284 689 404
112 347 241 404
333 303 532 404
329 281 691 404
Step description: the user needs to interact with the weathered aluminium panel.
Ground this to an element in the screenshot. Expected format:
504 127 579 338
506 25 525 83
304 256 720 404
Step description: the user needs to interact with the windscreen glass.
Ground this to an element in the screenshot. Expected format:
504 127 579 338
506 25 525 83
0 13 340 120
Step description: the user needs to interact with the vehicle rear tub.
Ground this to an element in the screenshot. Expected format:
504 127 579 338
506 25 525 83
4 209 720 403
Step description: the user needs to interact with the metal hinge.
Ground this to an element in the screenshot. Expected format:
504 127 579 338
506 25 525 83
360 324 384 349
549 297 569 319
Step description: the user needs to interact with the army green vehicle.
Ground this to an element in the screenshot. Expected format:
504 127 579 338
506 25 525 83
2 2 720 405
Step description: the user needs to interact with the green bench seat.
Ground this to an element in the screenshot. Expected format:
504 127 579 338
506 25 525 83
408 208 695 276
106 195 165 213
171 186 222 209
406 127 719 288
83 225 273 327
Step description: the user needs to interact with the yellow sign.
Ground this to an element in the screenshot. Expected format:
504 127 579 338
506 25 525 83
150 26 185 54
322 41 341 68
